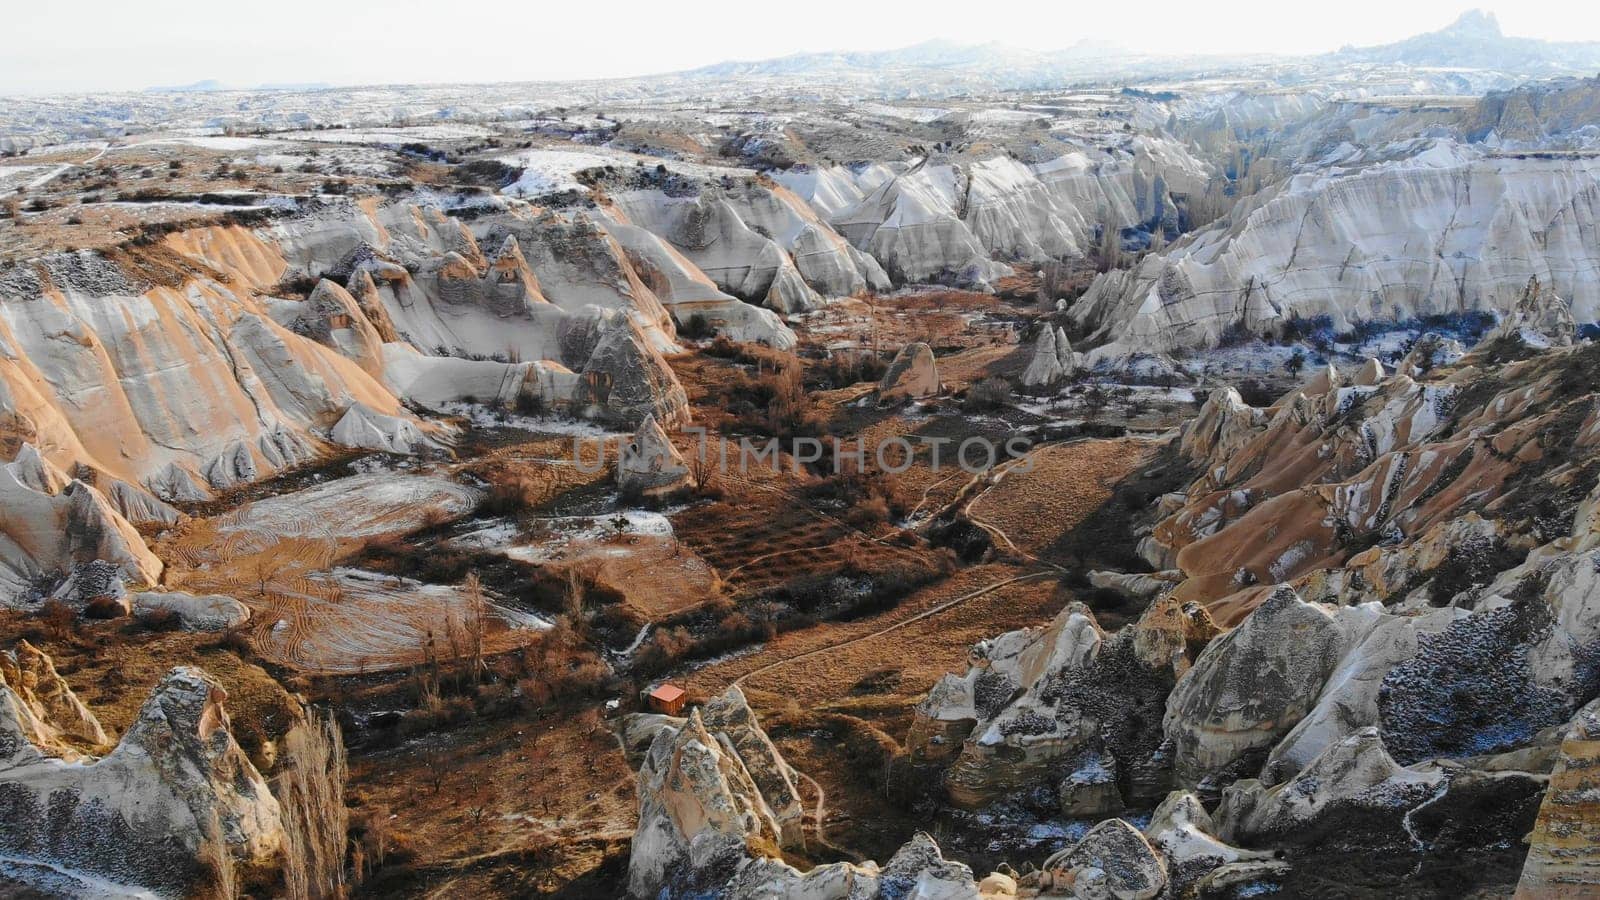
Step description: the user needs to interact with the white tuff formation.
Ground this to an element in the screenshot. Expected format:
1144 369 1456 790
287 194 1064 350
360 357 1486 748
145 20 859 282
617 414 695 500
1074 143 1600 355
0 665 284 897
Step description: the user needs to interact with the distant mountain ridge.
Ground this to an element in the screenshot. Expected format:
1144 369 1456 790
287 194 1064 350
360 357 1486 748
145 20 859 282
1334 10 1600 71
144 79 334 93
680 11 1600 87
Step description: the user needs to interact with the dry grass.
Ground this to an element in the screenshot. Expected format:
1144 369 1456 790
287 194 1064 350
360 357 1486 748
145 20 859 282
0 611 301 764
967 437 1155 565
347 707 636 893
675 563 1064 860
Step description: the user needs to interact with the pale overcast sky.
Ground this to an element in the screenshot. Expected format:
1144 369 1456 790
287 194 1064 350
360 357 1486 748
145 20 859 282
5 1 1600 95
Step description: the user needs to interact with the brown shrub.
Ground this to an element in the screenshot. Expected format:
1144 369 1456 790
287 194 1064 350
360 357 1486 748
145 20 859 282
130 606 181 632
962 377 1012 412
37 599 77 640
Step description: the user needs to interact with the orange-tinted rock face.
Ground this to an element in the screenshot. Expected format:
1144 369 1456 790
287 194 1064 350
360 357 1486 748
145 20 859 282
1154 343 1600 623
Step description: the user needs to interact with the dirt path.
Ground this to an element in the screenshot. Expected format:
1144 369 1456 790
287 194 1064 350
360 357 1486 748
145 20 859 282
731 570 1052 689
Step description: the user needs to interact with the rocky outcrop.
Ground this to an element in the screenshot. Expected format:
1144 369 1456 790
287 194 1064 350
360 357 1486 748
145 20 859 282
1175 387 1263 474
1163 587 1360 791
698 687 804 848
0 640 108 759
617 414 695 500
626 686 1042 899
1022 327 1068 388
1483 275 1577 350
0 666 284 897
911 595 1215 809
786 142 1208 290
1144 791 1279 893
1087 570 1184 604
1214 727 1443 844
132 590 251 631
612 180 889 312
1074 142 1600 355
2 233 404 502
597 208 797 348
1037 818 1167 900
1395 332 1466 378
580 317 692 428
626 686 804 898
878 342 939 403
722 830 1021 899
330 402 439 455
1517 703 1600 897
1 446 162 603
289 279 386 376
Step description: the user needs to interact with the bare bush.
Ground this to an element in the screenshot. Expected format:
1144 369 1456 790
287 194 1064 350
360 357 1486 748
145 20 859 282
37 599 76 641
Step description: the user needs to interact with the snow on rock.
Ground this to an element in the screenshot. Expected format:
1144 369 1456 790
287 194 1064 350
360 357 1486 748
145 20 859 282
1214 727 1443 844
1037 818 1167 900
1143 791 1276 894
220 471 481 541
1074 143 1600 354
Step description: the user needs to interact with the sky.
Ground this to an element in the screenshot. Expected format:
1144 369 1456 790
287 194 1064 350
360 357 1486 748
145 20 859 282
5 1 1600 95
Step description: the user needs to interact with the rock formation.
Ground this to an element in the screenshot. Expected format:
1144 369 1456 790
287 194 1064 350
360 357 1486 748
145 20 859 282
628 687 1056 899
1517 703 1600 897
878 342 939 403
330 402 438 455
1214 727 1444 843
909 595 1216 810
131 591 251 631
1022 327 1066 387
289 279 386 377
1074 141 1600 356
617 414 696 500
1484 275 1577 349
612 179 889 312
0 664 284 897
596 208 797 348
1037 818 1166 900
626 686 804 897
1143 791 1279 893
783 142 1208 290
1 445 161 602
0 640 108 758
1162 587 1359 791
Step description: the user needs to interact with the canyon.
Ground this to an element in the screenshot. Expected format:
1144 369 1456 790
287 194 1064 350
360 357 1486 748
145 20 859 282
5 9 1600 899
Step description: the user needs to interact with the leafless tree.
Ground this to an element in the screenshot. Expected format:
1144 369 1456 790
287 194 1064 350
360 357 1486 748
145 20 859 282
463 571 487 684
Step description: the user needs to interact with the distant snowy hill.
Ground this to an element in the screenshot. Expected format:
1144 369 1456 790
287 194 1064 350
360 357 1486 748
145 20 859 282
1335 10 1600 72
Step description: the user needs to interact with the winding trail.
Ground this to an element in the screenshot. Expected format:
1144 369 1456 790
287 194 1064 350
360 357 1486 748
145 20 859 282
731 570 1052 689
